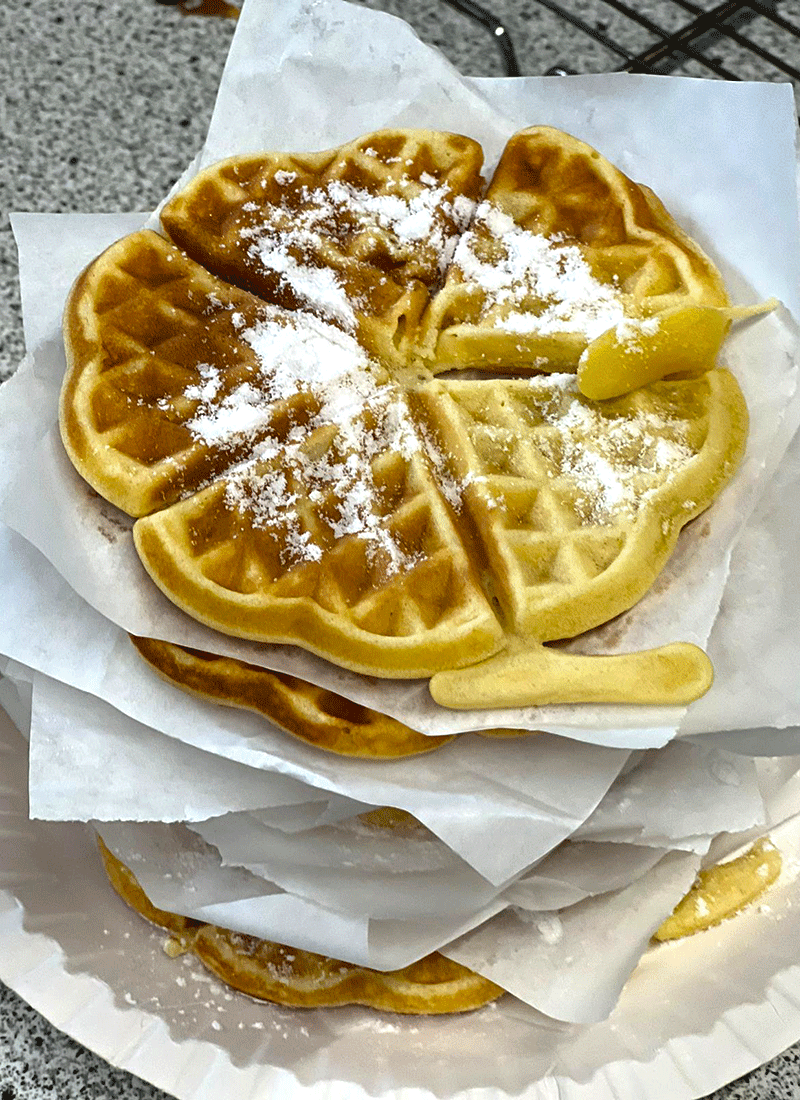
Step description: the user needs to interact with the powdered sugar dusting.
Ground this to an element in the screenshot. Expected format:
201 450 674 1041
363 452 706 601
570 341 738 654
241 228 356 331
528 374 696 522
184 307 425 573
453 202 625 339
239 175 475 327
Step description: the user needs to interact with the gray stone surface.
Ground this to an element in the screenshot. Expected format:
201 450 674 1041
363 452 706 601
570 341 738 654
2 0 799 1096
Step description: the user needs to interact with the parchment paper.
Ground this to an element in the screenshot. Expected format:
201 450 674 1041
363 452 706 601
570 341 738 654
14 647 630 885
95 819 508 970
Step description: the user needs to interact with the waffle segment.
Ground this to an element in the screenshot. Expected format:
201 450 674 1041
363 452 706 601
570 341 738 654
414 369 747 641
61 230 291 516
654 839 781 942
99 837 504 1014
130 635 457 757
418 126 730 374
133 446 504 677
161 130 484 366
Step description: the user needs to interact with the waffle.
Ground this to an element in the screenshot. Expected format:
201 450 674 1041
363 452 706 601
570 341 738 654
98 837 504 1014
129 634 456 757
418 126 731 390
654 838 781 942
419 369 746 708
60 127 751 706
160 129 484 368
64 230 503 678
130 634 529 757
60 230 284 517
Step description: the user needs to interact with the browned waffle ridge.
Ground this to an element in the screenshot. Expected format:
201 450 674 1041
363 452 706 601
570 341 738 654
130 634 532 757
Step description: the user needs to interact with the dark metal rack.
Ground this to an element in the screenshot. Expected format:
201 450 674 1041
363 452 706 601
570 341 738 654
441 0 800 87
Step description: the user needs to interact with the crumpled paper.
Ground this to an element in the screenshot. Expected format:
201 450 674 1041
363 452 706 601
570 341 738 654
10 655 629 885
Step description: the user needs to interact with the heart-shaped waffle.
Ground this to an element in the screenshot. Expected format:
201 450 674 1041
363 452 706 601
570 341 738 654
60 127 750 709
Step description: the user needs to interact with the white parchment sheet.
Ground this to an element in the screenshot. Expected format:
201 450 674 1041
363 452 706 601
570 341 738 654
15 715 792 1016
93 819 508 970
2 37 800 741
15 655 628 885
3 656 771 989
5 704 800 1100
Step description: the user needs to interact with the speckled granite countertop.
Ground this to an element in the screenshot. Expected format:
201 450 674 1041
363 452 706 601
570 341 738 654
1 1 799 1096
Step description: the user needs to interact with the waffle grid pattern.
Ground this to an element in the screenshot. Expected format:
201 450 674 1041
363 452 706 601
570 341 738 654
61 126 748 684
419 127 730 369
161 130 485 364
415 373 734 641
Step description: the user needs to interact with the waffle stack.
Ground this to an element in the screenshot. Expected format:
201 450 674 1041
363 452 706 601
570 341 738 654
58 125 762 1013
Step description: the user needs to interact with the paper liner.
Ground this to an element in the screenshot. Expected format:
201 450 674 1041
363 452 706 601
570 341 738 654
9 645 631 887
4 702 800 1100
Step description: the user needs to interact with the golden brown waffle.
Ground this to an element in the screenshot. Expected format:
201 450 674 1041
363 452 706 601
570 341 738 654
132 442 504 678
418 126 730 379
129 634 456 758
60 127 751 706
654 839 781 942
161 129 484 367
129 635 530 757
64 230 503 679
98 837 504 1014
61 230 285 517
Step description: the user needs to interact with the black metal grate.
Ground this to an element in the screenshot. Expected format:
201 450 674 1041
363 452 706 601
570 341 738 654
441 0 800 91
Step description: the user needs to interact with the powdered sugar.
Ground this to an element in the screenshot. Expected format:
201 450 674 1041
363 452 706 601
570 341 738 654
453 202 626 340
183 306 425 572
615 316 661 342
184 363 223 404
239 175 475 329
240 229 356 331
527 374 696 522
